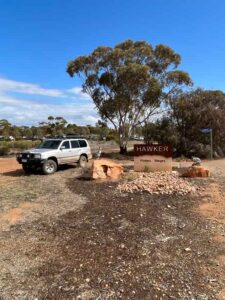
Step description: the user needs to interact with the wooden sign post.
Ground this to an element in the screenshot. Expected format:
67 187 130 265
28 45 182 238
134 144 172 172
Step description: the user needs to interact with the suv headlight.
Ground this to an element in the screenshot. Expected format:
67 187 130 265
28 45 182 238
34 154 41 159
16 153 22 158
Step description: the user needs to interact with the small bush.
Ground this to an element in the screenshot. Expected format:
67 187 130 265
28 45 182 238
0 143 10 156
5 140 41 150
106 132 119 143
0 140 41 156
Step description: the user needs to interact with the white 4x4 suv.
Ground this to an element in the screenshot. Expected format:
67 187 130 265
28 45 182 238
16 138 92 174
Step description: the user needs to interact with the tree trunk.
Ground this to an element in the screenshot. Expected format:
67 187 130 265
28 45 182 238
120 145 127 154
118 125 130 154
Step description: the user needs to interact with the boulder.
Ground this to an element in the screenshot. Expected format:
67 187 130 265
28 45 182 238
91 159 123 180
181 166 210 178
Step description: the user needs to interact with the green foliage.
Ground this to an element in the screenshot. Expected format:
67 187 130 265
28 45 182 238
0 141 41 156
143 89 225 158
67 39 192 153
0 119 12 138
143 118 179 146
0 142 10 156
0 140 42 156
168 89 221 155
9 140 41 150
106 131 119 143
0 116 117 143
40 116 67 136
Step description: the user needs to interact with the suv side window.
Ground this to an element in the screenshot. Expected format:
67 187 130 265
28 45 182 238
78 140 87 148
61 141 70 149
71 140 80 148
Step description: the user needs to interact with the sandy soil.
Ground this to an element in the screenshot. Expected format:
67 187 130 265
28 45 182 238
0 157 21 173
197 160 225 300
0 157 224 299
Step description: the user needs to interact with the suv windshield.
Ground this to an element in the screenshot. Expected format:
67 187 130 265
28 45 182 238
37 140 61 149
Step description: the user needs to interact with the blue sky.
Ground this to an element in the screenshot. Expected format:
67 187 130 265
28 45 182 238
1 0 225 125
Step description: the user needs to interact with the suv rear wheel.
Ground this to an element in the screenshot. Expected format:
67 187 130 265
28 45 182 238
79 155 88 168
42 159 57 175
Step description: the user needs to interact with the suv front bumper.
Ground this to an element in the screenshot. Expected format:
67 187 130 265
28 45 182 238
16 154 46 166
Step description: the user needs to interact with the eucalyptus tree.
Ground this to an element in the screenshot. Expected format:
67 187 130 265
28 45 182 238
0 119 12 137
40 116 67 136
170 89 225 155
67 40 192 153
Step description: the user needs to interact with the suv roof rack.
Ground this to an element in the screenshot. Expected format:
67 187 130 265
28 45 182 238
66 134 86 138
43 135 86 140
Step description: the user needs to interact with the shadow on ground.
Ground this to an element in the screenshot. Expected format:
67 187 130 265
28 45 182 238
1 164 78 177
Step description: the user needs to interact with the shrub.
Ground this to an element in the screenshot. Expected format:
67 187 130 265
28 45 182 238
0 140 41 156
6 140 41 150
106 132 119 144
0 143 10 156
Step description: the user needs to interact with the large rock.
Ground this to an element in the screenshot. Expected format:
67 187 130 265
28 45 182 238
181 166 210 178
91 159 123 180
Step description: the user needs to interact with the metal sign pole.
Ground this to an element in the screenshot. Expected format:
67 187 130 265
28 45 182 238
200 128 213 159
210 129 213 159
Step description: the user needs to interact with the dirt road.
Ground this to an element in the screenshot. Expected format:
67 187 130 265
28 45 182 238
0 157 21 173
0 157 224 299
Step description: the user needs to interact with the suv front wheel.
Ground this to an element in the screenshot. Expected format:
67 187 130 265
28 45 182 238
42 159 57 175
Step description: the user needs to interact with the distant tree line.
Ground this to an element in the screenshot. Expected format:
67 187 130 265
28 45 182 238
0 116 117 141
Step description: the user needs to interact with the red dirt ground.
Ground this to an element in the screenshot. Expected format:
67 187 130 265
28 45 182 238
0 157 21 173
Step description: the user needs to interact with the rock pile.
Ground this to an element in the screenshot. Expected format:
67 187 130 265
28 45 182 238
117 171 200 195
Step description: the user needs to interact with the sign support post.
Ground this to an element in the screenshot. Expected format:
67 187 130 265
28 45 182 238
200 128 213 159
210 129 213 160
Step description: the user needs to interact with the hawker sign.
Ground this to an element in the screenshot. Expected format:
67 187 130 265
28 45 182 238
134 144 172 172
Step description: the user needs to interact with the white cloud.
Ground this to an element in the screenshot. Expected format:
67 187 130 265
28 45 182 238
67 87 91 100
0 93 98 126
0 78 64 97
83 115 99 124
0 77 92 101
0 77 98 126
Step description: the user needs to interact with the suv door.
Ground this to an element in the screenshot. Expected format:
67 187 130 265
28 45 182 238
58 140 73 163
78 139 88 148
70 140 81 162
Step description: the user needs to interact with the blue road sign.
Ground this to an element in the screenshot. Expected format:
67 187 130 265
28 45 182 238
200 128 212 133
